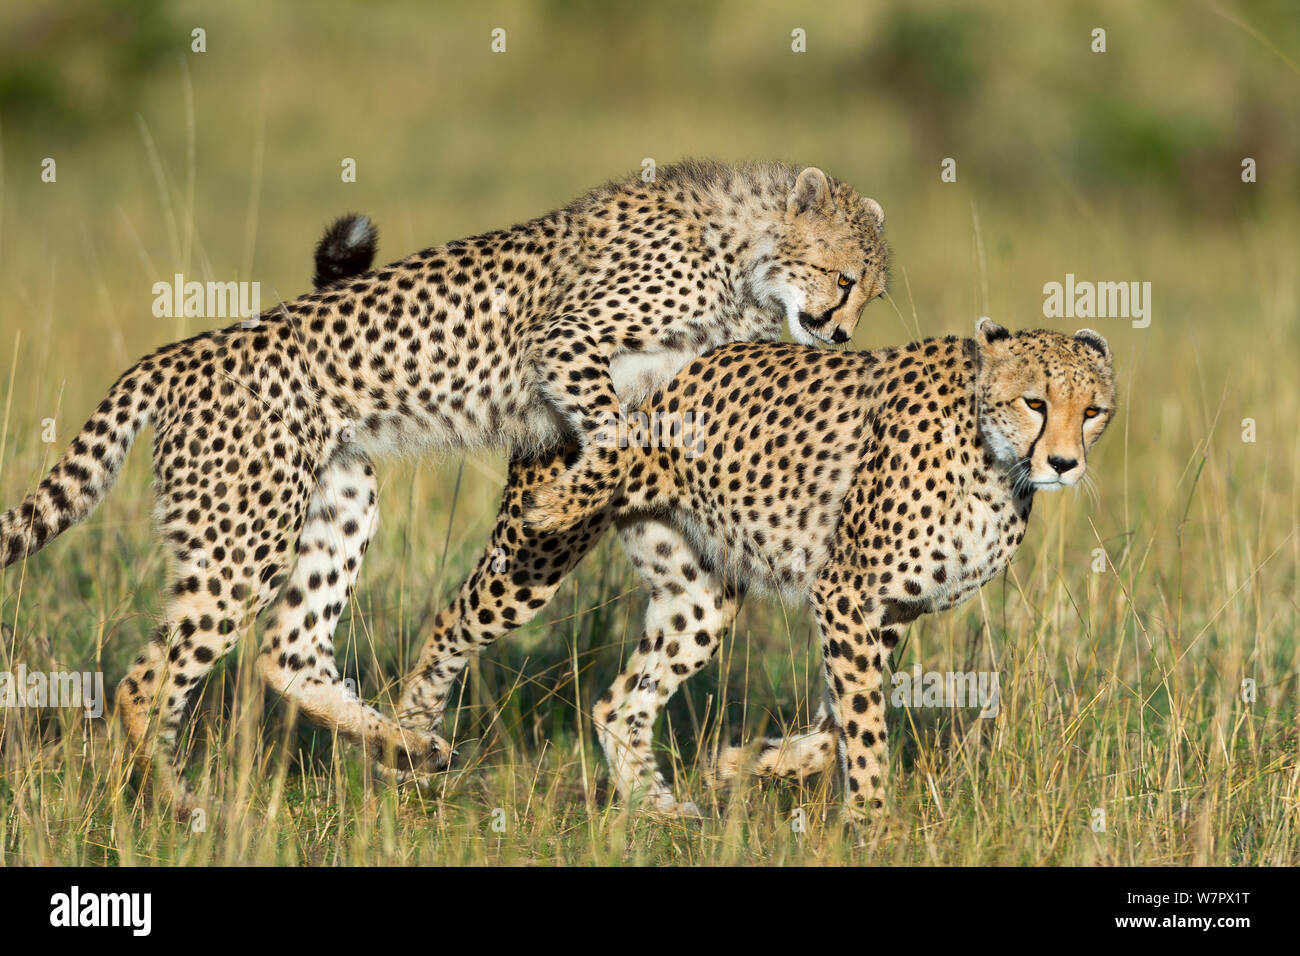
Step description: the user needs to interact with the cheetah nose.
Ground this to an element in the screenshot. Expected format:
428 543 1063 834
830 328 850 344
1048 455 1078 474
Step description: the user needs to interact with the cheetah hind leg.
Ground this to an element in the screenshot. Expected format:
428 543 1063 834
590 519 736 820
255 449 454 779
117 545 292 821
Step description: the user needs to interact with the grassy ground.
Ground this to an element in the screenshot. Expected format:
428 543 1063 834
0 0 1297 865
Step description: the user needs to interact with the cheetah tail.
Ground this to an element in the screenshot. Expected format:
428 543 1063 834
0 360 159 568
313 213 378 290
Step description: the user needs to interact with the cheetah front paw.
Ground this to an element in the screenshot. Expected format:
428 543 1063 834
376 764 440 790
386 727 456 775
524 474 614 533
171 781 205 825
665 800 704 820
623 780 705 820
840 796 889 831
629 796 704 820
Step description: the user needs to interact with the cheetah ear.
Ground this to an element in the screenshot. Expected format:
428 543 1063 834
1074 328 1110 361
976 316 1011 348
787 167 833 219
862 197 884 229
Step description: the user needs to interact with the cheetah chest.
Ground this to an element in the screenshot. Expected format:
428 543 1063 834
925 490 1026 610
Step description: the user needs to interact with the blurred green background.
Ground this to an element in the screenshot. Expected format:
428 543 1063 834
0 0 1297 863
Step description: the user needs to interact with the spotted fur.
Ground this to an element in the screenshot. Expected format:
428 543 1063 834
0 164 886 811
397 319 1116 817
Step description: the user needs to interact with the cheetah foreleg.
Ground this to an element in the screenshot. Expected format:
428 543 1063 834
526 318 624 532
814 580 892 822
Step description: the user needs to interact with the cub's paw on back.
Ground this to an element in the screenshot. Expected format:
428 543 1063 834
522 450 620 531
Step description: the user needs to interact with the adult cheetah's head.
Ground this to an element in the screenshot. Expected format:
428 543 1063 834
761 167 888 347
974 318 1116 492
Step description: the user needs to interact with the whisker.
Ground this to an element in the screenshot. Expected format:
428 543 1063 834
1081 472 1100 507
1002 456 1037 499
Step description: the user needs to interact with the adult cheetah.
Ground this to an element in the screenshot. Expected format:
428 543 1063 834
0 162 887 810
396 319 1116 817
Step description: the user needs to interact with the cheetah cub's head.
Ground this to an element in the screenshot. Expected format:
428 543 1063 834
974 318 1116 492
765 167 888 347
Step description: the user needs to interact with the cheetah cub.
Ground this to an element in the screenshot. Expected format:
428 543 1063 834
0 162 885 811
405 319 1116 818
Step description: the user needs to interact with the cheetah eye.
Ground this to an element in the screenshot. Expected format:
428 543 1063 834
1084 406 1103 419
837 273 854 289
1023 397 1046 413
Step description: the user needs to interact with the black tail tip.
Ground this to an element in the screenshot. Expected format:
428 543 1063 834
313 213 379 290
